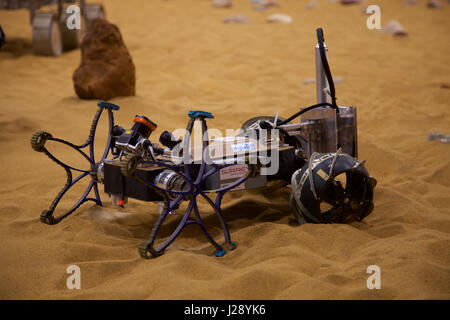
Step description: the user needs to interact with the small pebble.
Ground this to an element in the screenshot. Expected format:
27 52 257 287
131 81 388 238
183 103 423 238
213 0 232 8
304 0 319 9
427 0 442 8
340 0 363 4
303 78 316 85
223 14 250 24
427 132 450 144
267 13 293 24
381 20 407 36
402 0 418 5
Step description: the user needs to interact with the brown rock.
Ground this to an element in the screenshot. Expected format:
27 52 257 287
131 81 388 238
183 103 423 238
427 0 442 8
340 0 363 4
73 19 135 100
213 0 232 8
441 82 450 89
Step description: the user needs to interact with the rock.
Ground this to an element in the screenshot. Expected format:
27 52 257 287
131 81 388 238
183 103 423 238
213 0 232 8
267 13 292 24
427 0 442 8
261 0 279 7
334 76 344 84
252 0 278 10
340 0 363 4
402 0 418 5
441 82 450 89
427 132 450 144
253 6 268 11
304 0 319 9
223 14 250 24
73 19 135 100
381 20 407 36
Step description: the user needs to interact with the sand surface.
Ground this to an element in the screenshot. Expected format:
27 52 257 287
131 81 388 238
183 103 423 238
0 0 449 299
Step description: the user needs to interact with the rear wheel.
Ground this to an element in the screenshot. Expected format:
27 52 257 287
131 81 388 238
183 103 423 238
85 4 106 29
59 9 86 51
32 12 62 56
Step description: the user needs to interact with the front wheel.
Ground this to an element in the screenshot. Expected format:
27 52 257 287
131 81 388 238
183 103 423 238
290 151 376 224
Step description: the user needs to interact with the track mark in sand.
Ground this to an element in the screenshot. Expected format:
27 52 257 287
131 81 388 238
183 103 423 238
367 223 407 239
89 209 134 222
427 162 450 188
0 206 22 219
425 195 450 209
426 239 450 266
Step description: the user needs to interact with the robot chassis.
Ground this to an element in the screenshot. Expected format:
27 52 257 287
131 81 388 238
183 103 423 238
30 29 377 259
0 0 105 55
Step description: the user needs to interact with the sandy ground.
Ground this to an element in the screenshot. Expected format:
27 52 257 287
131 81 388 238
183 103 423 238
0 0 449 299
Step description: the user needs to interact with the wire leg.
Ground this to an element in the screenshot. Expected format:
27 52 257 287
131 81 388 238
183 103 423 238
192 200 223 252
139 196 192 258
200 192 235 251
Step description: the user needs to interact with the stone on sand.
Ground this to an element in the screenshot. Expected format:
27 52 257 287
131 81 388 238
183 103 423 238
223 14 250 24
427 0 442 8
267 13 292 24
381 20 408 36
213 0 232 8
73 19 135 100
340 0 363 4
402 0 418 5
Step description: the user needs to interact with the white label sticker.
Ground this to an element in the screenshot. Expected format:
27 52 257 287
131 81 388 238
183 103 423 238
231 141 256 153
220 164 249 180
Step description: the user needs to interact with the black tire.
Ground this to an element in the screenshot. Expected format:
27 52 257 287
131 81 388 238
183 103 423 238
32 12 62 56
59 9 86 51
85 4 106 29
31 131 52 152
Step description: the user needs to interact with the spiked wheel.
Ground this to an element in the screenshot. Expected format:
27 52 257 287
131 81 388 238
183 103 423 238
291 150 376 224
31 102 119 224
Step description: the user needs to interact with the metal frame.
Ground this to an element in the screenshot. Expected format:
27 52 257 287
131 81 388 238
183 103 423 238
33 101 115 224
33 102 254 258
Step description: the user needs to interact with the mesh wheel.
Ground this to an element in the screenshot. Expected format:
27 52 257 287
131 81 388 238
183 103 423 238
32 12 62 56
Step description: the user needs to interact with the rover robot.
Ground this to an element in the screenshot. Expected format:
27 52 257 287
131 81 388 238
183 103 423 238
31 29 377 258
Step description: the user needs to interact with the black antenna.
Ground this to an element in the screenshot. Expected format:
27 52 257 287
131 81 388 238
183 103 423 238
316 28 337 107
